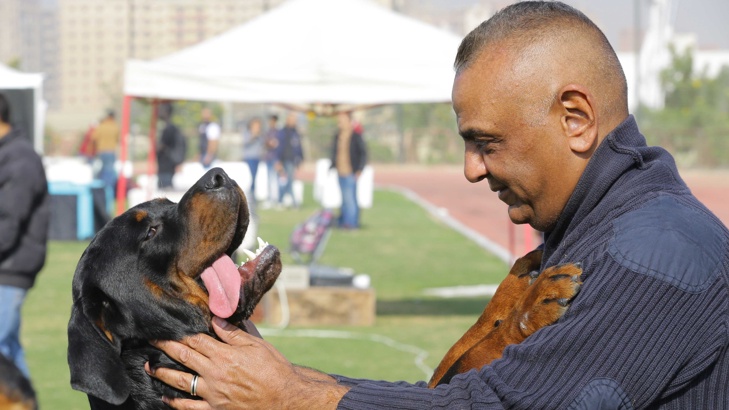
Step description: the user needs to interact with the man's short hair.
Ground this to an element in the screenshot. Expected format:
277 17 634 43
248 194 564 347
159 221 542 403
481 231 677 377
0 93 10 124
455 2 606 71
455 0 627 115
269 114 279 122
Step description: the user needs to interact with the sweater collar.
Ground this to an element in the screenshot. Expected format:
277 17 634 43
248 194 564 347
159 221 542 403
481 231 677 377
542 115 649 263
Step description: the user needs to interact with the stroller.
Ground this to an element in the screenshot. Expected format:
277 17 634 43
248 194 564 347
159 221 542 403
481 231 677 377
289 209 355 286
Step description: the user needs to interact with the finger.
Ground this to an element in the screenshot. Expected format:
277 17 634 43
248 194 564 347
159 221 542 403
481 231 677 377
243 319 263 339
162 396 213 410
145 364 210 400
151 337 212 367
212 316 257 346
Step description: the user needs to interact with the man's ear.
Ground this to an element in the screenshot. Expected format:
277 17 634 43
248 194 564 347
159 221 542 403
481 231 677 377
558 84 598 154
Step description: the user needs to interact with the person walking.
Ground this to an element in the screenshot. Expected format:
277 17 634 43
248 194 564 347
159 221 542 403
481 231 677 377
0 93 50 381
91 109 120 196
241 117 265 200
330 111 367 229
274 112 304 208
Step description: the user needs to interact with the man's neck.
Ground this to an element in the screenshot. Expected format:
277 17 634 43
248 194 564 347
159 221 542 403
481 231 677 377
0 123 11 139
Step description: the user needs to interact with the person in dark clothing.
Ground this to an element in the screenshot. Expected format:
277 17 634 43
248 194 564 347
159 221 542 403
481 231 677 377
198 108 221 169
0 93 49 381
156 103 186 189
274 112 304 208
330 111 367 229
146 3 729 409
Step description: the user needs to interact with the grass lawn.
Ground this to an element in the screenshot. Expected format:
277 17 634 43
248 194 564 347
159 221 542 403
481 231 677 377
21 186 508 409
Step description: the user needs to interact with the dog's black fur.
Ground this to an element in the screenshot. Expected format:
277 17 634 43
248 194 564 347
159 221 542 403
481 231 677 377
67 168 281 409
0 353 36 410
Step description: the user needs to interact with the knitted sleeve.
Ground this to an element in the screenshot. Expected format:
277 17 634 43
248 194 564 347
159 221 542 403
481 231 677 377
336 248 728 409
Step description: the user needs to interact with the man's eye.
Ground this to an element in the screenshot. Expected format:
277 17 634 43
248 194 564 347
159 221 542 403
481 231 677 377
475 140 494 153
145 227 158 240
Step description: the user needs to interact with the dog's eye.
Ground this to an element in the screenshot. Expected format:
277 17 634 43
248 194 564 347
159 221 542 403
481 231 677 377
145 226 158 240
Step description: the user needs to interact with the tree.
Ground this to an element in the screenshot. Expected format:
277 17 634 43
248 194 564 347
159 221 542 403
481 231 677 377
638 45 729 167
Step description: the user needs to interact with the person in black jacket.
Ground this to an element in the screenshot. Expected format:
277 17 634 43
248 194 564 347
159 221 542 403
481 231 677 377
330 111 367 229
0 93 49 381
156 103 186 189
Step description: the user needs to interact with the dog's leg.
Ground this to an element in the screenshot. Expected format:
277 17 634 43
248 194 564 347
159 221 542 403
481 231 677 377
428 250 542 388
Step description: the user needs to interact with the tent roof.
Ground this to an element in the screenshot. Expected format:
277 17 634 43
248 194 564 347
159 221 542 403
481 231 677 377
0 63 43 89
124 0 462 105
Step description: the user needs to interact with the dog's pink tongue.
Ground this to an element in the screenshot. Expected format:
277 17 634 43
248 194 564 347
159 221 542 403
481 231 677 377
200 255 241 318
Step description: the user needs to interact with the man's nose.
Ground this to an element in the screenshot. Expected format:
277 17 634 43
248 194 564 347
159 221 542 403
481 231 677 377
463 146 487 183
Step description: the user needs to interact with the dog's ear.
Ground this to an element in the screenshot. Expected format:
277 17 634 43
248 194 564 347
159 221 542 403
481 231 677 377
67 301 131 405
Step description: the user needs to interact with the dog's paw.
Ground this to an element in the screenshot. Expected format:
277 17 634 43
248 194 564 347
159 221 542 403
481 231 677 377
512 262 582 337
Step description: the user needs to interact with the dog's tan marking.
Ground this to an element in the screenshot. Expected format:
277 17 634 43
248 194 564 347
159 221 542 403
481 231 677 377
94 317 114 343
0 394 35 410
144 277 166 299
134 211 148 222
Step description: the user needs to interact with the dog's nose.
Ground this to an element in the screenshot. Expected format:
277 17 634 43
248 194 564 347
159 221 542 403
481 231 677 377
202 168 232 190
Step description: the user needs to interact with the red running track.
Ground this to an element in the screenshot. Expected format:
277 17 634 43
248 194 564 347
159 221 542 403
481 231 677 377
304 165 729 261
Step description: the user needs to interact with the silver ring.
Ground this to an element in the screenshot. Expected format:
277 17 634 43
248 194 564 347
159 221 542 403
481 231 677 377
190 374 199 396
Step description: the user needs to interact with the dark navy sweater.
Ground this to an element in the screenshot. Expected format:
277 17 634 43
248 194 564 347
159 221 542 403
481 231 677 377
333 116 729 409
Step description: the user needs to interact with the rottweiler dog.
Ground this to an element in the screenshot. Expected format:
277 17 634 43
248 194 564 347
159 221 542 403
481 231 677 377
67 168 282 409
429 250 582 387
0 354 36 410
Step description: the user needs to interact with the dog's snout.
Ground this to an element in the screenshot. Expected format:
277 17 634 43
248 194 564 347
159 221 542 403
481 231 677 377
202 168 232 190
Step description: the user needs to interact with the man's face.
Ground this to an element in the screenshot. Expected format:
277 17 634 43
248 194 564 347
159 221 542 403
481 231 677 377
452 49 575 232
337 112 351 130
285 113 298 127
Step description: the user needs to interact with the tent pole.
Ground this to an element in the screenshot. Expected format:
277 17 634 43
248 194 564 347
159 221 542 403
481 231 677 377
147 99 159 200
116 95 133 216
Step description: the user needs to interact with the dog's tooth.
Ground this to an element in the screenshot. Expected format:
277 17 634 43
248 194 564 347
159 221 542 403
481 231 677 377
242 249 257 261
257 237 266 250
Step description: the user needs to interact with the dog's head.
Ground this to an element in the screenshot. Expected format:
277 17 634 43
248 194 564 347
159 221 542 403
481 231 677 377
67 168 281 405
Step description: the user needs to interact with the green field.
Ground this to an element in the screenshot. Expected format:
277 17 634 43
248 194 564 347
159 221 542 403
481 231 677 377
21 188 508 409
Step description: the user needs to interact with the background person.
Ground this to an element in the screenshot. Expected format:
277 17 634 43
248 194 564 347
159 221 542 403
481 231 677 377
263 114 280 207
156 103 186 189
91 109 119 195
0 93 50 381
330 111 367 229
274 112 304 208
241 117 265 201
147 2 729 409
198 107 221 169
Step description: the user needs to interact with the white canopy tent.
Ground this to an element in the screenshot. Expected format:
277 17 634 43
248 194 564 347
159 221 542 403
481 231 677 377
117 0 462 215
0 64 46 153
124 0 461 105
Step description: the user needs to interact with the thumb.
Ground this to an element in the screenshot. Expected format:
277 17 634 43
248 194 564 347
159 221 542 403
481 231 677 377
212 316 252 346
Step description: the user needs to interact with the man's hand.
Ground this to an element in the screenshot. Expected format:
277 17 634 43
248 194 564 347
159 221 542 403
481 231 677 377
147 317 349 410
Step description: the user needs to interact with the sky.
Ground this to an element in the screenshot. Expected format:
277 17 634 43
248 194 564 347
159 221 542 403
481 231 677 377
428 0 729 50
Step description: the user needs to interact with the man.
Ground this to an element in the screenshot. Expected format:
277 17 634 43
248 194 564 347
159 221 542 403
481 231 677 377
148 2 729 409
274 112 304 208
92 109 120 195
198 107 221 169
330 111 367 229
263 114 280 207
0 93 50 380
156 103 186 189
